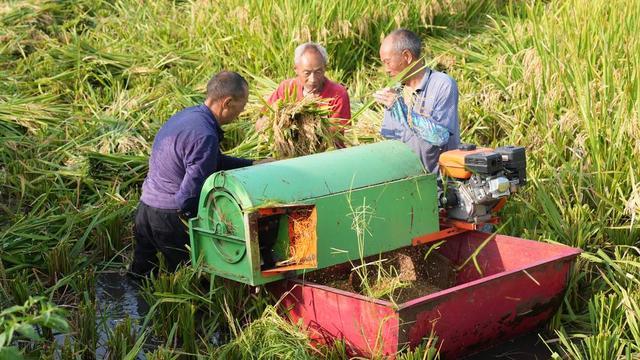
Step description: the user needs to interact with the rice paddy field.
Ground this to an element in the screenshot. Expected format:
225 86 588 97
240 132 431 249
1 0 639 358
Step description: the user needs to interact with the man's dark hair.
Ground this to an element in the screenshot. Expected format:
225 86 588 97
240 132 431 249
206 71 248 101
389 29 422 58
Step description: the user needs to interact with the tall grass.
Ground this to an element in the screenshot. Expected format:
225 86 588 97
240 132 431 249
1 0 639 357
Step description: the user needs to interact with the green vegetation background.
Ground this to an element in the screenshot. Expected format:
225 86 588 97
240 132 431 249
1 0 638 358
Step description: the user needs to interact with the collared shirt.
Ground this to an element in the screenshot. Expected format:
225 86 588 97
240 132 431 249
140 104 252 212
267 78 351 124
380 68 460 173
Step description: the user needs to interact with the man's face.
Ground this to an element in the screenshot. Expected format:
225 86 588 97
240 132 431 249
295 50 326 95
379 38 411 78
219 90 248 125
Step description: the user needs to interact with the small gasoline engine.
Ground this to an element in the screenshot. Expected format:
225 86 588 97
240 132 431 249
438 144 527 224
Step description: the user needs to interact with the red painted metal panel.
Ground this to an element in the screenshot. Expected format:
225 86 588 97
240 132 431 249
271 232 581 358
398 260 573 357
275 282 400 356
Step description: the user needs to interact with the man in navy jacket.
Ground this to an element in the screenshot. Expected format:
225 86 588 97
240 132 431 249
131 71 253 277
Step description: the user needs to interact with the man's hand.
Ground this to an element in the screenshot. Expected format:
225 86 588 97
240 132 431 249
178 209 195 224
373 88 397 109
253 158 275 165
255 116 269 132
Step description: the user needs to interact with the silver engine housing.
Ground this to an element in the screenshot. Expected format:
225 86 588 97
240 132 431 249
442 175 518 223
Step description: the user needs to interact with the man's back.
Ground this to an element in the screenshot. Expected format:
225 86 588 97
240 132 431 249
141 105 219 211
131 70 253 277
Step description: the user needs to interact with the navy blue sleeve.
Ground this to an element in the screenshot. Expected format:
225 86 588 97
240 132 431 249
219 153 253 170
175 135 218 214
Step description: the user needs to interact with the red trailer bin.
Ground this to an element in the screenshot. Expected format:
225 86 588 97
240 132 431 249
272 231 581 358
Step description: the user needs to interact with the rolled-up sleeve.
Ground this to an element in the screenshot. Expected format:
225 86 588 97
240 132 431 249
175 135 218 214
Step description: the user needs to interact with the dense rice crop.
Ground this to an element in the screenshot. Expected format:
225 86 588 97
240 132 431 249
1 0 638 358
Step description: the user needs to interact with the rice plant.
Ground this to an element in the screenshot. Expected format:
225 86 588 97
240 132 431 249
214 305 319 360
1 0 639 357
259 94 345 159
0 297 69 356
104 316 146 360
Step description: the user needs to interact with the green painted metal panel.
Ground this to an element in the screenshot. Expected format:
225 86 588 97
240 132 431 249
189 141 440 286
198 140 426 210
313 175 438 268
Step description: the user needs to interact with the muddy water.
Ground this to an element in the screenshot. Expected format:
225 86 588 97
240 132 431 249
96 271 154 359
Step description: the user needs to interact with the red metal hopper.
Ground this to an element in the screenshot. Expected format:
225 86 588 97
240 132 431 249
271 231 581 358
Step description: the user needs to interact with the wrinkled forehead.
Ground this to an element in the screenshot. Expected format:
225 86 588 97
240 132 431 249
296 50 325 70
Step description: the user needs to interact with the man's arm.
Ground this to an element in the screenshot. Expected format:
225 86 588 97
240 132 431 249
219 154 253 170
175 135 218 217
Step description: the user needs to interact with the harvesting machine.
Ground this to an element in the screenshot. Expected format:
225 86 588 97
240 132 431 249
189 140 580 357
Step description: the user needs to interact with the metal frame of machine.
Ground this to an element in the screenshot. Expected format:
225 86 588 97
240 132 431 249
187 140 584 356
190 141 440 286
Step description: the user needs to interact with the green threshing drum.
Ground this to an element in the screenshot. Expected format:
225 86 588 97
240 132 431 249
189 140 439 285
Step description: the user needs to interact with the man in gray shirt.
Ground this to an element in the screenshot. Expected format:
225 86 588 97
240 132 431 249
374 29 460 173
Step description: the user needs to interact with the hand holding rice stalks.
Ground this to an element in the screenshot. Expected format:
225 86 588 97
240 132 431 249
260 94 348 159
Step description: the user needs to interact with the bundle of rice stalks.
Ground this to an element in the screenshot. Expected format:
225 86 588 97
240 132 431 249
261 94 347 159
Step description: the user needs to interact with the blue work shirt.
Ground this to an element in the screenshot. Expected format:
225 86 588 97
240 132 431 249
380 68 460 173
140 104 252 213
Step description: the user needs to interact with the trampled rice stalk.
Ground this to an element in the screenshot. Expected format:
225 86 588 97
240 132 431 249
0 94 70 134
215 305 319 359
86 152 148 189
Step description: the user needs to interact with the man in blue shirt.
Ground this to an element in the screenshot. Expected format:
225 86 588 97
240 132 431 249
131 71 254 277
374 29 460 173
